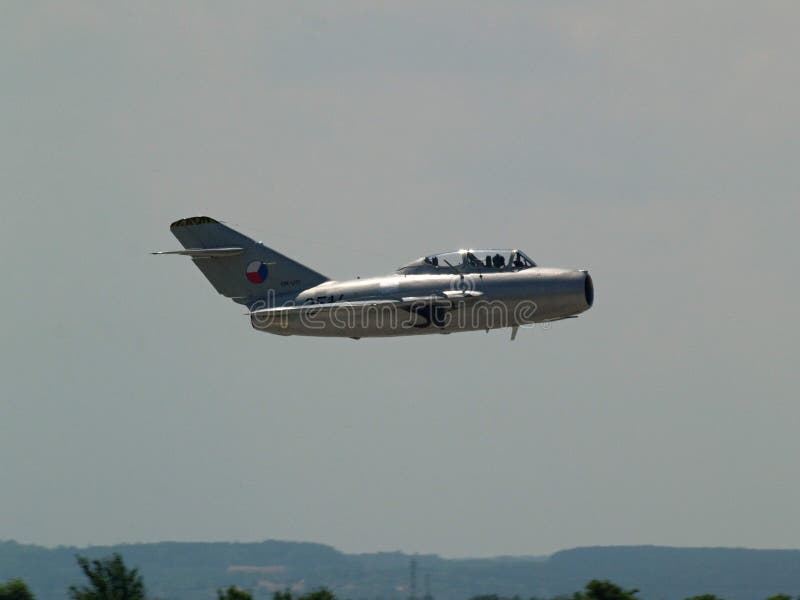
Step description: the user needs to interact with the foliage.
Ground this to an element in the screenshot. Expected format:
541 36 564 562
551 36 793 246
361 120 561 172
764 596 792 600
5 542 800 600
0 579 35 600
68 553 146 600
469 595 538 600
299 590 337 600
217 587 253 600
272 589 337 600
572 580 639 600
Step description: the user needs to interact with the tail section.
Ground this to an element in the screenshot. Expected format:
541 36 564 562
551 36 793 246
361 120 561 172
155 216 327 305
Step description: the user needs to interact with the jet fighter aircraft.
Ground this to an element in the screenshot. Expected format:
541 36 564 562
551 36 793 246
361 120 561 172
154 216 593 340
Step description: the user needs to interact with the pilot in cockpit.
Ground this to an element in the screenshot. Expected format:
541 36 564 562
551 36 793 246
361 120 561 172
492 253 505 269
466 252 482 267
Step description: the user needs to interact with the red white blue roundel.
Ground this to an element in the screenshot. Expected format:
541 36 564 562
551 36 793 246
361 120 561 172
246 261 269 284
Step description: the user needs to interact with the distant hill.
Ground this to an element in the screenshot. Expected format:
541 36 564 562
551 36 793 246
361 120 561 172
2 540 799 600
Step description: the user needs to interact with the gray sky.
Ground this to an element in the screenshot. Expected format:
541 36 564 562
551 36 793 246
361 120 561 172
1 2 798 558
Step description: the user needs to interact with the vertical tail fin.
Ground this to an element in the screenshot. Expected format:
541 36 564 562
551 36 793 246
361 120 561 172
154 216 327 305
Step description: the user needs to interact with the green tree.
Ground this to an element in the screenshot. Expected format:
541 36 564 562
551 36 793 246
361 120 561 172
299 590 336 600
765 596 792 600
573 580 639 600
272 590 338 600
68 553 146 600
685 595 724 600
0 579 35 600
217 587 253 600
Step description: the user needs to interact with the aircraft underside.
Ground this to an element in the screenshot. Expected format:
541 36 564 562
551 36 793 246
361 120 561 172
250 297 583 339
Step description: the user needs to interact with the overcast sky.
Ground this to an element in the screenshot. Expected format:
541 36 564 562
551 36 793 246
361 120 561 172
1 2 798 558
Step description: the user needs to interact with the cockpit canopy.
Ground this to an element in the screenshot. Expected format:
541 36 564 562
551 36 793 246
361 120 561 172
397 249 537 275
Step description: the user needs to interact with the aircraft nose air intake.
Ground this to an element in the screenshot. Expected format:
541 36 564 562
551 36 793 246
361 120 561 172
583 271 594 308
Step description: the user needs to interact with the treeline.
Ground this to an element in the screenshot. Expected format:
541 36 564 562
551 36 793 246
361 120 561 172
1 554 798 600
470 585 796 600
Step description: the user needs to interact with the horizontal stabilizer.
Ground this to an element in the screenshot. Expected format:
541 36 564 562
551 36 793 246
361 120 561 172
152 247 244 258
159 215 328 305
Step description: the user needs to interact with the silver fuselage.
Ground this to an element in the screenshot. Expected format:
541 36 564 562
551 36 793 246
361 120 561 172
156 217 593 340
250 268 594 338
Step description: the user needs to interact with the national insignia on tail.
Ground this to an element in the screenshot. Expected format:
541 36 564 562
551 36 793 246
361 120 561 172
246 261 269 283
